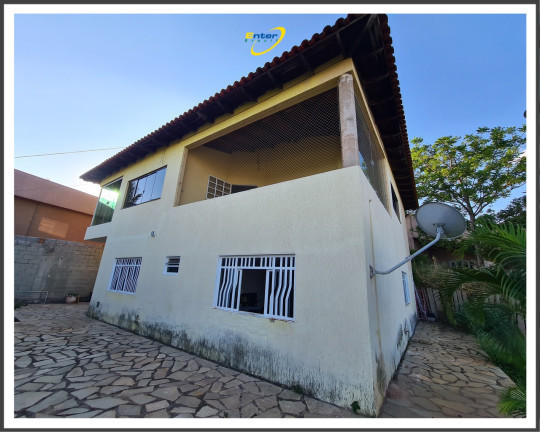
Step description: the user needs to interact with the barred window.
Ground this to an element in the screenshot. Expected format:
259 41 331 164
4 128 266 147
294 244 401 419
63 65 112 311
214 255 295 320
109 258 142 294
207 175 232 199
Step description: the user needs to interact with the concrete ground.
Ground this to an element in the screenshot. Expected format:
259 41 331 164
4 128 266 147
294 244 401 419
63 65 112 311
14 304 514 419
380 321 515 418
14 303 355 418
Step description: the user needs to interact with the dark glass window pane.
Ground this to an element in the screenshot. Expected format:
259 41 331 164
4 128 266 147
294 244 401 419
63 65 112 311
124 167 166 208
150 168 166 200
134 176 147 205
141 173 155 203
92 178 122 225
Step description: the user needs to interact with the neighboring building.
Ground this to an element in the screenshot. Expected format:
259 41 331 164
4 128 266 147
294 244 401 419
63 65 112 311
14 170 104 302
81 14 418 415
15 169 98 242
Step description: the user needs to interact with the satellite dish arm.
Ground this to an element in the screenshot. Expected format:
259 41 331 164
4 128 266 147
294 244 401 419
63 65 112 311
370 225 444 278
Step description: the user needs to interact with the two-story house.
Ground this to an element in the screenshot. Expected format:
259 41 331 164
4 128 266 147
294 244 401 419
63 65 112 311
81 14 419 415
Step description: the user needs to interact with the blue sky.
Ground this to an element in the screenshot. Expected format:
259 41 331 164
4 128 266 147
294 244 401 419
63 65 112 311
12 12 528 212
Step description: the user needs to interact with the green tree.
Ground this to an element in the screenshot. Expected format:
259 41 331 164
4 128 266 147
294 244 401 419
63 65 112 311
411 125 526 265
411 126 526 227
496 196 526 228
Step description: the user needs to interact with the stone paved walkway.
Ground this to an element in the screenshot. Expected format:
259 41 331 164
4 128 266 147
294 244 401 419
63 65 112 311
14 304 356 418
380 321 515 418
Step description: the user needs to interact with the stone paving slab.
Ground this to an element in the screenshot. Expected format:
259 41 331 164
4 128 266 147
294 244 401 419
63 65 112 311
14 304 357 418
380 321 515 418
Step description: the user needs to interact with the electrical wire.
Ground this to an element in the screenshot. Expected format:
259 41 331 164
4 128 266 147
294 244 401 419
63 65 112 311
14 147 125 159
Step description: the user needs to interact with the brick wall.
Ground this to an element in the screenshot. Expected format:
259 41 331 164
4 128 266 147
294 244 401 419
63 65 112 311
14 235 104 302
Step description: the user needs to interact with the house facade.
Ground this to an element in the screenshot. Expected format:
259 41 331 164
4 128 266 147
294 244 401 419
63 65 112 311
81 14 418 415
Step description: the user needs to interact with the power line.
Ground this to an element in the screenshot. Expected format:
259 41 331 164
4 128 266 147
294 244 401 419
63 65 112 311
15 184 96 193
15 147 125 159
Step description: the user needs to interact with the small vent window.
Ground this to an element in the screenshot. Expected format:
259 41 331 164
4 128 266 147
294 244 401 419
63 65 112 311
207 176 232 199
164 256 180 274
109 258 142 294
214 255 295 320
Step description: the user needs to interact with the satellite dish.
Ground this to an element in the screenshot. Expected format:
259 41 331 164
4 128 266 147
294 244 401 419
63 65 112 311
416 202 467 239
370 202 467 277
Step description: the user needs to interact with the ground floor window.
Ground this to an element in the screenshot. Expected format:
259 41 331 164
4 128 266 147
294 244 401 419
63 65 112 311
164 256 180 274
108 258 142 294
402 271 410 305
214 255 295 320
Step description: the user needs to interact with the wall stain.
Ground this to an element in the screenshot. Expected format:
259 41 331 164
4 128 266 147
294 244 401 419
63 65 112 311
86 303 377 415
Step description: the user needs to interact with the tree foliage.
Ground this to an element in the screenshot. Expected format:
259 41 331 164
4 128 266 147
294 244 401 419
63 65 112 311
411 126 526 227
495 196 526 228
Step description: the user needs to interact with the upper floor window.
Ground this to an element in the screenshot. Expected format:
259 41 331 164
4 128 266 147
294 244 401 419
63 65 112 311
391 184 400 221
91 178 122 226
207 175 232 199
124 167 166 208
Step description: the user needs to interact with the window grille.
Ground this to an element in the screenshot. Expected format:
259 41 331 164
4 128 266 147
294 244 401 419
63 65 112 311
207 175 232 199
109 258 142 294
178 88 341 206
402 271 410 305
214 255 295 320
124 167 166 208
164 256 180 274
355 94 389 209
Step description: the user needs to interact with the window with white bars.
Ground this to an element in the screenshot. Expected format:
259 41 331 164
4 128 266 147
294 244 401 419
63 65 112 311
207 175 232 199
108 258 142 294
164 256 180 274
214 255 295 320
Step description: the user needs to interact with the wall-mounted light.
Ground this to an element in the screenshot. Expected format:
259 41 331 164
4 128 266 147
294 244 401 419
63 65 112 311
151 231 156 237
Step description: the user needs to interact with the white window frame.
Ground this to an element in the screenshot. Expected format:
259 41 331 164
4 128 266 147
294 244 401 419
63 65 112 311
164 256 180 275
206 175 232 199
402 271 410 305
108 258 142 295
213 254 295 321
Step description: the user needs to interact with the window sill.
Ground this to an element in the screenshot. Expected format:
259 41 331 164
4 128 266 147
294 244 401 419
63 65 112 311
213 307 294 322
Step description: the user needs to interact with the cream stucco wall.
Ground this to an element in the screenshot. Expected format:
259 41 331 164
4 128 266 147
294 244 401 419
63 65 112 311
88 167 380 412
84 57 417 414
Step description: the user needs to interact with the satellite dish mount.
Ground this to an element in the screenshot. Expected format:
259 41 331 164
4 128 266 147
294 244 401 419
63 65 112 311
369 202 466 278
